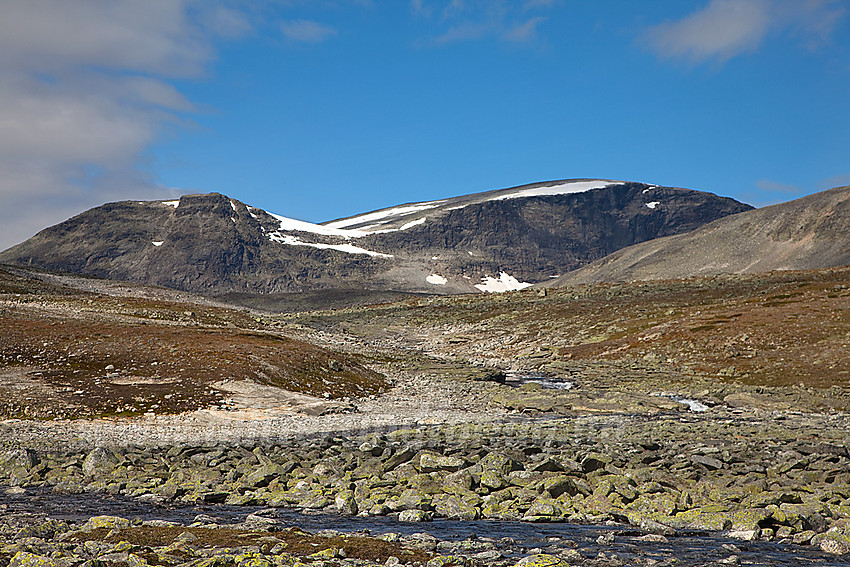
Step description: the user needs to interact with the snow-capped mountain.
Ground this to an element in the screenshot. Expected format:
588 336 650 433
0 179 752 296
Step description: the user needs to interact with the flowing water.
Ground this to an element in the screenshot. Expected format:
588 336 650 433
3 489 849 566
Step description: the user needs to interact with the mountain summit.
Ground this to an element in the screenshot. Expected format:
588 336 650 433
0 179 752 295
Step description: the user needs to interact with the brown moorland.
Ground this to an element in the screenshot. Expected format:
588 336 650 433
288 267 850 390
0 267 386 419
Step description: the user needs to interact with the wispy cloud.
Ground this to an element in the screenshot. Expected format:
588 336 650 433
280 19 338 43
747 173 850 206
504 16 546 43
644 0 846 64
413 0 552 45
0 0 248 250
756 178 804 194
819 172 850 190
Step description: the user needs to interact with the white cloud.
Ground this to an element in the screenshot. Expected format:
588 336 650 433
411 0 431 17
644 0 846 64
504 17 546 43
645 0 770 63
0 0 242 250
281 19 338 43
413 0 552 45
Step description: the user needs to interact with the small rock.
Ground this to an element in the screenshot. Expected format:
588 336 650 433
690 454 723 470
728 529 759 541
399 509 432 522
335 491 358 515
581 453 612 473
514 553 570 567
636 534 669 543
419 452 466 472
427 556 472 567
10 551 59 567
83 515 130 531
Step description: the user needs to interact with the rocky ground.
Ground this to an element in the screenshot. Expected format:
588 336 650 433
1 265 850 564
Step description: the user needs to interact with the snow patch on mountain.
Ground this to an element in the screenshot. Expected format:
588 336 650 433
267 232 393 258
162 200 180 208
426 274 447 285
400 218 427 230
268 212 364 238
646 202 660 209
325 202 446 231
475 272 533 293
320 180 618 233
490 180 615 201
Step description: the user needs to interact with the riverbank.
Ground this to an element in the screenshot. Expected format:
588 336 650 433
3 400 850 560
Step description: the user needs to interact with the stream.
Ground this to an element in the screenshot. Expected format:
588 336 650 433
3 488 849 566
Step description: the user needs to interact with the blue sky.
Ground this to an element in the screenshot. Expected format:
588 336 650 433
1 0 848 249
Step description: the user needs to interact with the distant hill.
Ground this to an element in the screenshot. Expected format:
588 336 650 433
550 185 850 286
0 179 752 295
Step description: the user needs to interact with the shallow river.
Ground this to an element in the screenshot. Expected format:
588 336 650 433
3 489 849 566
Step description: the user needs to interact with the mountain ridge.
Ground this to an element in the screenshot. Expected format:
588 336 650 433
550 184 850 286
0 179 753 296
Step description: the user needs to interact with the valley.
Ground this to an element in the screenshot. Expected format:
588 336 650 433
1 182 850 565
1 262 850 565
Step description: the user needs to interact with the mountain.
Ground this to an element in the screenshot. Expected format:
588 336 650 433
551 185 850 285
0 179 752 296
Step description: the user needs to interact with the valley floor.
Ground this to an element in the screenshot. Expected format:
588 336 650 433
2 265 850 564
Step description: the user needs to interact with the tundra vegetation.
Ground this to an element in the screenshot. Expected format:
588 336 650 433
1 264 850 565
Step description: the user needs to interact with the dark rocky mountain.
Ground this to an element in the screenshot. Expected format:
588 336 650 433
0 179 752 295
551 185 850 286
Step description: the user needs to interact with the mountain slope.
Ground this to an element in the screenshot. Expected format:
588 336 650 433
0 179 752 295
551 185 850 285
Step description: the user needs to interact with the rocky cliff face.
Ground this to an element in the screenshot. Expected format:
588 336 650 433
551 185 850 285
362 182 752 283
0 179 752 295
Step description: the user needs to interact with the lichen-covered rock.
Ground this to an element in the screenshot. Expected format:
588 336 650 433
726 508 771 531
398 509 432 522
514 553 571 567
9 553 59 567
812 526 850 555
335 490 358 515
580 453 612 473
432 494 480 520
627 492 678 517
83 515 131 531
479 470 507 491
390 488 432 512
522 497 566 522
308 548 343 559
427 555 473 567
82 447 119 477
1 449 37 471
780 502 830 532
14 519 68 540
540 475 577 498
190 557 236 567
477 452 522 476
482 491 522 520
441 469 473 491
674 508 732 531
419 453 466 473
241 463 286 488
